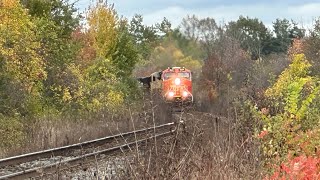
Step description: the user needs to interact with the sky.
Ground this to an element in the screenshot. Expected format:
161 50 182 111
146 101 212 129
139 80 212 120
75 0 320 29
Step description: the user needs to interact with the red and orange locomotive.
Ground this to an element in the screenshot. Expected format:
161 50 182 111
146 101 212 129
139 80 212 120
161 67 193 104
138 67 193 106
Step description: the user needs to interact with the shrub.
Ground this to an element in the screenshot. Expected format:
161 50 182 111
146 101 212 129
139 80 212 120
0 115 24 149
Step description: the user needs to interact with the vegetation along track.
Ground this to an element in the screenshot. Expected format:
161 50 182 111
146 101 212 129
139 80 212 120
0 122 176 179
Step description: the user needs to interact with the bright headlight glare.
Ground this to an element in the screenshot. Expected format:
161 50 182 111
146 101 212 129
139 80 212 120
168 91 174 97
183 91 188 97
174 78 181 85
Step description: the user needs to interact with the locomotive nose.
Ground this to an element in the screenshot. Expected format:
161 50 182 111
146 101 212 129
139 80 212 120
174 78 181 85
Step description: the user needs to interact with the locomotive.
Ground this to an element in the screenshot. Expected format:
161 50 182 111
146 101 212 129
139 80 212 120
137 67 193 106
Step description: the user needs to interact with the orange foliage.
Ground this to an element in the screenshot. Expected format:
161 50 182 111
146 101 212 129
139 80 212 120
71 27 96 69
288 39 305 59
258 130 268 139
266 155 320 180
0 0 19 8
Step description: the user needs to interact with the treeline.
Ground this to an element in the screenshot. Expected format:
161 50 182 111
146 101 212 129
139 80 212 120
0 0 312 118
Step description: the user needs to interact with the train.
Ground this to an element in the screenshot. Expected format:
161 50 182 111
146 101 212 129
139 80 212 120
137 67 193 106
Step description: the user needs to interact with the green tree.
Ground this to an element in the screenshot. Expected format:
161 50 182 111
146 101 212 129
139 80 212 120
271 19 305 53
129 14 159 61
111 21 140 99
20 0 83 111
171 28 204 60
181 15 200 41
0 0 46 116
181 15 222 57
20 0 80 37
304 18 320 76
156 17 172 35
226 16 272 59
84 1 121 110
148 37 202 72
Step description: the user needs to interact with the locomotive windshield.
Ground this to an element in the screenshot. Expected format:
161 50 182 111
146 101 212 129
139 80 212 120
163 72 175 80
163 72 191 80
178 72 190 79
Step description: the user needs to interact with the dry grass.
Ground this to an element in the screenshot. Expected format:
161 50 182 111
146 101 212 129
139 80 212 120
0 106 149 158
122 108 262 180
0 96 262 179
0 94 172 158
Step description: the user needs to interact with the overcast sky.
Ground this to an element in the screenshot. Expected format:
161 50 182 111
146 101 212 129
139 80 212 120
75 0 320 29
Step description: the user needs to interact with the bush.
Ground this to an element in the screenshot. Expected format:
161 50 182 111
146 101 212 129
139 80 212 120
0 115 24 149
266 155 320 180
254 53 320 177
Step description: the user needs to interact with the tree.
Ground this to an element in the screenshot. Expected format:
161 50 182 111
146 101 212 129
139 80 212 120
181 15 222 58
271 19 305 53
129 14 159 61
181 15 200 41
20 0 80 37
19 0 84 111
304 18 320 76
198 17 223 56
0 0 46 116
156 17 172 35
226 16 272 59
111 21 141 99
111 22 139 78
71 27 96 69
87 2 118 58
171 28 204 60
84 1 141 109
259 53 320 164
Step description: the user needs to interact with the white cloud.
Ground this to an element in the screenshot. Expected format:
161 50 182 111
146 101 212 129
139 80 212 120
139 3 320 29
74 0 319 31
288 3 320 16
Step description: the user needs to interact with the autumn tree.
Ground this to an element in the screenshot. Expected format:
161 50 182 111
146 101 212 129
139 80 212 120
84 1 141 110
181 15 222 57
20 0 80 37
19 0 83 111
257 53 320 175
71 27 96 69
0 0 46 116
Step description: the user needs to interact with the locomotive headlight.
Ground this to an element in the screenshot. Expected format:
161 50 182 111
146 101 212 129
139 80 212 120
174 78 181 85
168 91 174 97
182 91 188 97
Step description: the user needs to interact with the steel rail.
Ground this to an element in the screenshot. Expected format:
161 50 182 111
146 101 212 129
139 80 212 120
0 122 174 168
0 130 174 180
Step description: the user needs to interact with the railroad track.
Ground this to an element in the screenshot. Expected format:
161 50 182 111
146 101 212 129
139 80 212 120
0 122 176 179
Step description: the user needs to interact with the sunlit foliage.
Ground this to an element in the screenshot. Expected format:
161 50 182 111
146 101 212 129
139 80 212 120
0 0 46 116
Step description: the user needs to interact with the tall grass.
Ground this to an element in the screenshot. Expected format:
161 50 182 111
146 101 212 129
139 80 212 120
125 108 261 179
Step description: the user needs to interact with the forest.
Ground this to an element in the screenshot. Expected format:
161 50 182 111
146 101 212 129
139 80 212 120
0 0 320 178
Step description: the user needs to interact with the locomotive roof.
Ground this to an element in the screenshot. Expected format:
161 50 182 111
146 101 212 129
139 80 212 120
163 67 191 73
